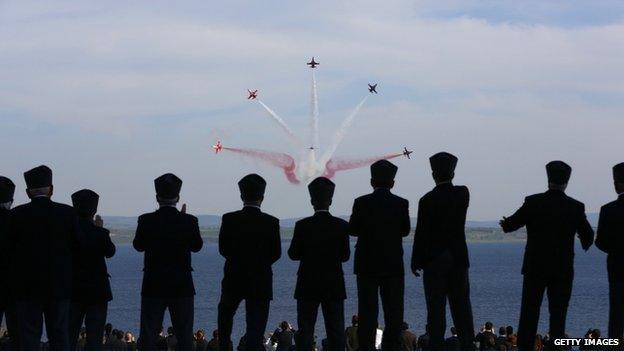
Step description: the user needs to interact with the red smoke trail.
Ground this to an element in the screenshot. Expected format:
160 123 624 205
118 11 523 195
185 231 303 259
223 147 300 184
323 153 403 178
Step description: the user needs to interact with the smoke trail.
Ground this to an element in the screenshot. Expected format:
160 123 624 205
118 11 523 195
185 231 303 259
320 95 369 165
322 153 403 178
310 71 319 150
223 147 300 184
256 100 303 148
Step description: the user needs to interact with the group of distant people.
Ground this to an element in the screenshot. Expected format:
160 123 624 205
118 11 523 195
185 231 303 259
0 152 623 351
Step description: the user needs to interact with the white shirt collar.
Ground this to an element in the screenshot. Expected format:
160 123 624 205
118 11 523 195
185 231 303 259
315 209 330 213
244 204 261 209
159 204 177 209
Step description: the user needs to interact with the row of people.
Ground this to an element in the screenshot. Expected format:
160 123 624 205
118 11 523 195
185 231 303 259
0 153 622 351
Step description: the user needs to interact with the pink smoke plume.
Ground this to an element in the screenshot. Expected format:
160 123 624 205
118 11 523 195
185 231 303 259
223 147 300 184
323 153 403 178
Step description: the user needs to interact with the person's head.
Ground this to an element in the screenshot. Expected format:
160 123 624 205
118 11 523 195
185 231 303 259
0 176 15 210
195 330 205 340
370 160 397 189
352 315 359 326
71 189 99 219
167 327 174 335
499 327 506 336
155 173 182 206
592 329 601 338
105 323 112 334
546 161 571 192
429 152 458 184
212 329 218 339
24 165 53 199
450 327 457 336
125 332 134 342
505 326 513 336
238 174 266 206
402 322 409 331
613 163 624 194
485 321 493 331
280 321 289 331
308 177 335 210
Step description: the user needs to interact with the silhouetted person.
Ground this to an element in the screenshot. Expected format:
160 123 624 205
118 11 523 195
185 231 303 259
288 177 350 351
500 161 594 351
271 322 295 351
0 176 19 351
596 162 624 341
418 325 431 351
6 165 82 351
68 189 116 351
445 327 460 351
475 322 496 351
205 330 218 351
495 328 507 350
399 322 418 351
349 160 410 351
411 153 475 351
345 316 359 351
134 173 203 351
218 174 281 351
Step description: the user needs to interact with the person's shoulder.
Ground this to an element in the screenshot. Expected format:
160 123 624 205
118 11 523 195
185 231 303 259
179 212 199 223
601 200 619 212
389 192 408 205
453 184 469 194
51 201 75 214
260 211 279 224
354 193 372 204
525 192 544 203
138 211 157 223
331 215 349 227
563 194 584 208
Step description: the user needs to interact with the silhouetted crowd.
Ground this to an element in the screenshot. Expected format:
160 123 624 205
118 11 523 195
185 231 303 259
0 153 623 351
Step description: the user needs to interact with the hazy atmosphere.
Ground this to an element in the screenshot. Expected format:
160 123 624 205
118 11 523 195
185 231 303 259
1 1 623 220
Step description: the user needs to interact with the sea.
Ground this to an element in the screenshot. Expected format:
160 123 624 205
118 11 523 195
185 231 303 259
106 242 608 339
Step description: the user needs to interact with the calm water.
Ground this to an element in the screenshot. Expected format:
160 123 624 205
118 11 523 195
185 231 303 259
107 242 608 339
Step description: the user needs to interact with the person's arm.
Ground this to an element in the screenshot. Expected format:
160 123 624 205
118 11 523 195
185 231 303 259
218 214 231 258
341 222 351 262
400 199 411 237
576 204 594 251
188 216 203 253
595 207 611 253
133 216 146 252
500 199 529 233
269 218 282 264
348 198 363 237
411 197 427 274
103 229 116 258
287 222 303 261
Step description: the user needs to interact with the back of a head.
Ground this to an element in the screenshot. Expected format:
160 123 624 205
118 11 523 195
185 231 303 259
308 177 335 209
450 327 457 335
72 189 99 218
239 173 267 202
352 315 359 326
370 160 397 189
280 321 289 331
546 161 571 189
499 327 506 336
505 326 513 336
0 176 15 205
24 165 53 197
429 152 458 183
485 321 493 331
155 173 182 205
402 322 409 331
613 163 624 193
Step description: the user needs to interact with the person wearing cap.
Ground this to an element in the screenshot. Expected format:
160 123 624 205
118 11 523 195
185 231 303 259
349 160 410 351
134 173 203 351
218 173 281 351
411 152 475 351
288 177 350 351
68 189 116 351
0 176 19 350
500 161 594 351
596 163 624 341
6 165 83 351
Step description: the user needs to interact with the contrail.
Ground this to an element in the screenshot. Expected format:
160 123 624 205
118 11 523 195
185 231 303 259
322 152 403 178
310 71 319 151
320 95 369 165
223 147 300 184
256 100 303 148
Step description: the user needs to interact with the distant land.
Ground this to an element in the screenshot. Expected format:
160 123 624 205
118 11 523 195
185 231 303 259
101 212 599 245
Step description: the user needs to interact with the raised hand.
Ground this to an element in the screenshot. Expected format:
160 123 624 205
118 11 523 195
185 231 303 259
181 204 187 214
95 214 104 227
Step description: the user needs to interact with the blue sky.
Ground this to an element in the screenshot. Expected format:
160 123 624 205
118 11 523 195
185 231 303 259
1 1 623 219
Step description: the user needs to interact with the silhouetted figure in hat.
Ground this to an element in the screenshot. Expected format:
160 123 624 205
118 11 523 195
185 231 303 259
218 174 281 351
596 162 624 341
288 177 350 351
349 160 410 351
500 161 594 351
68 189 116 351
411 152 475 351
0 176 19 350
6 165 83 351
134 173 203 351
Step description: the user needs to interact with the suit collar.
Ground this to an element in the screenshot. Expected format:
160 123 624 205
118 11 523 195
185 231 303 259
313 210 331 217
373 188 391 194
434 182 453 189
242 205 261 212
157 206 179 213
31 196 51 203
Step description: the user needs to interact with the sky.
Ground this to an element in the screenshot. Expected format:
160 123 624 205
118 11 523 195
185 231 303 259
0 1 623 220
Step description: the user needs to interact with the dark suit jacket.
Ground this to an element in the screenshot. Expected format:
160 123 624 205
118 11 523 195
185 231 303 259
7 197 82 301
288 211 350 301
219 206 281 300
133 206 203 298
349 188 410 276
596 194 624 283
411 183 470 271
0 208 9 308
501 189 594 278
72 218 116 303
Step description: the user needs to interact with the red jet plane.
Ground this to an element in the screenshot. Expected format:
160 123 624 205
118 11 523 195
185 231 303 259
213 141 223 154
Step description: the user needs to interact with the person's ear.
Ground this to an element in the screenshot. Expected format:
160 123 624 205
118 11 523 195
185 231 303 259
49 185 54 197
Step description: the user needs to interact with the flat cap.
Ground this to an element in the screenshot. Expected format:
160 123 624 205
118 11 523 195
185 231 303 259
238 173 266 200
154 173 182 199
24 165 52 189
546 161 572 185
72 189 100 217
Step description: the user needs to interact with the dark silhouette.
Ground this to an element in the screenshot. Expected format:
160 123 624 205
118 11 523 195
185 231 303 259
500 161 594 351
6 165 83 351
399 322 418 351
345 315 359 351
412 153 475 351
271 322 295 351
417 324 431 351
218 174 281 351
68 189 116 351
349 160 410 351
595 162 624 340
134 173 203 351
445 327 461 351
475 322 496 351
0 176 19 350
289 177 350 351
205 330 218 351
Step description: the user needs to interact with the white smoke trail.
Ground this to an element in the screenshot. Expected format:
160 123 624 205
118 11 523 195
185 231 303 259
256 100 303 148
311 71 319 151
320 95 369 165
